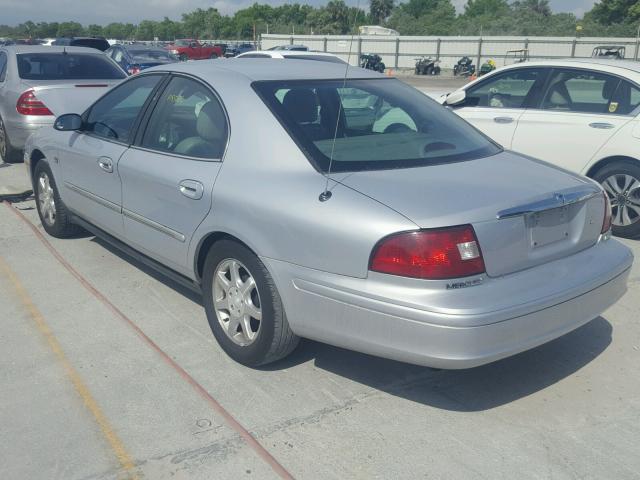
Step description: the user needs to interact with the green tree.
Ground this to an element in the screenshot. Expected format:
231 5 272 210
589 0 638 24
464 0 510 17
370 0 394 24
57 21 84 37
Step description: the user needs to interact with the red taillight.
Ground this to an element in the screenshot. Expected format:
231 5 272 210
370 225 486 280
602 192 612 234
16 90 53 116
127 66 141 75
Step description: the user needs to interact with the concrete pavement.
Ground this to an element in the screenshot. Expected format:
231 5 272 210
0 159 639 478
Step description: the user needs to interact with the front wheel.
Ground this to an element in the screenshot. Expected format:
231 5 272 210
202 240 299 366
593 160 640 239
179 53 188 61
33 160 82 238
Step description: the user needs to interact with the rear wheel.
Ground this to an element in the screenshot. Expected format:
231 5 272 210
202 240 299 366
0 115 20 163
593 160 640 238
33 160 82 238
179 53 188 61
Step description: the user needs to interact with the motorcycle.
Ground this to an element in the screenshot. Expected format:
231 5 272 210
360 53 385 73
414 57 441 76
453 56 476 77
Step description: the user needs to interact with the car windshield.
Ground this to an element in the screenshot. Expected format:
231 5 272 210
254 78 500 173
131 50 174 61
174 40 189 46
17 53 126 80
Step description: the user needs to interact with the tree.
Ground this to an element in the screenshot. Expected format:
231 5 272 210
370 0 394 24
512 0 552 17
588 0 638 25
57 22 83 37
463 0 510 17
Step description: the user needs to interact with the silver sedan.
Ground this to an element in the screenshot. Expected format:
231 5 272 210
0 45 125 162
24 59 633 368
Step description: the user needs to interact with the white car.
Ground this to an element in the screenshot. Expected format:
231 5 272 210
442 59 640 238
235 50 346 64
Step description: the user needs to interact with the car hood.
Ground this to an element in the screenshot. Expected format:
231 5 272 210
333 150 589 228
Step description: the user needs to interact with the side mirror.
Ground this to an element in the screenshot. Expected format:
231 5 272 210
445 90 467 107
54 113 83 131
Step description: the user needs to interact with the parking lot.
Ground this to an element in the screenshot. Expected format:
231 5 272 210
1 73 640 480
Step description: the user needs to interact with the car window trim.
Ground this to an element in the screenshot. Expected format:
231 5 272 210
131 71 231 162
463 66 549 110
81 72 170 147
529 66 640 117
0 51 7 82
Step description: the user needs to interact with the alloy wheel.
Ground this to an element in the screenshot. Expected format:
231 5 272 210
602 173 640 227
37 172 57 226
213 258 262 346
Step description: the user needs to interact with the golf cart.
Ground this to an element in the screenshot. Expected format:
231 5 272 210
592 46 625 60
506 49 529 65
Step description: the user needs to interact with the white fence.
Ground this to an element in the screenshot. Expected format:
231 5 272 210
261 34 640 70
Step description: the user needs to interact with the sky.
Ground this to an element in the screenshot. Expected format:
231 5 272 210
0 0 599 26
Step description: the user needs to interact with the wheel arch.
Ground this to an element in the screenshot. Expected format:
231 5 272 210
585 155 640 179
193 231 260 283
29 148 46 186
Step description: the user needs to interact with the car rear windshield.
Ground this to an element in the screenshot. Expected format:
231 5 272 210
254 78 501 173
131 50 174 61
17 53 126 80
71 39 109 51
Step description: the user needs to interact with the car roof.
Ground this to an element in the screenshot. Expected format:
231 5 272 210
150 58 382 81
1 45 105 55
482 58 640 79
237 50 341 59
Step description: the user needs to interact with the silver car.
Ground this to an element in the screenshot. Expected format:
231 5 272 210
24 60 633 368
0 45 126 162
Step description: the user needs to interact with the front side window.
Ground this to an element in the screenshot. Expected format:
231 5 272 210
255 78 500 173
16 53 126 80
141 76 228 159
541 69 620 114
466 68 545 109
85 74 162 143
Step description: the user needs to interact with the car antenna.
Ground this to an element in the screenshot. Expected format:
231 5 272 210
319 0 361 202
62 47 67 55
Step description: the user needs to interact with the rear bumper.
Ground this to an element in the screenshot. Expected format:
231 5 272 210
264 237 633 369
5 118 52 150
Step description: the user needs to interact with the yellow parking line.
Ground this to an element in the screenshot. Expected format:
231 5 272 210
0 255 139 480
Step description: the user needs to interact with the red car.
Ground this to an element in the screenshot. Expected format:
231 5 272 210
166 39 222 61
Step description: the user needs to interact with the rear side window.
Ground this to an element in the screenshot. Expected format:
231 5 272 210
541 69 620 114
141 76 228 159
254 78 500 173
610 79 640 115
17 53 126 80
130 50 174 62
0 52 7 82
85 74 161 143
466 68 545 108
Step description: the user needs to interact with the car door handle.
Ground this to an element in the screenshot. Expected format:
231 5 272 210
494 116 514 124
178 180 204 200
589 122 615 129
97 156 113 173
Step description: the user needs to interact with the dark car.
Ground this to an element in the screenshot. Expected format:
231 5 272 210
106 44 178 75
52 37 110 52
224 42 256 58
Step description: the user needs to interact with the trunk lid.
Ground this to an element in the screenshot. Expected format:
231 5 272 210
26 80 119 116
336 151 605 277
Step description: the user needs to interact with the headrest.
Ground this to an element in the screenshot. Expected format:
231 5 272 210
602 78 618 99
196 101 227 143
283 89 318 124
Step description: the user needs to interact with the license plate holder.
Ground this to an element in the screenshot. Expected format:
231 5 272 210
529 206 570 248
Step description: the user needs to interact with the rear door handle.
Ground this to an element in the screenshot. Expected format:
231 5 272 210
97 156 113 173
589 122 615 129
494 116 514 124
179 180 204 200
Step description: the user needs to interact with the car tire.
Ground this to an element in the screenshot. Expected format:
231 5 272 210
33 159 82 238
179 53 188 61
210 53 218 59
593 160 640 239
202 240 300 367
0 115 21 163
